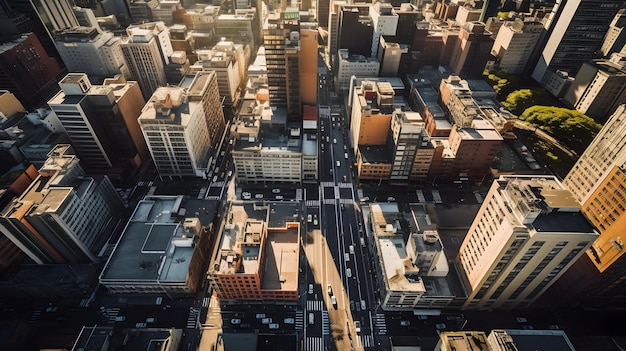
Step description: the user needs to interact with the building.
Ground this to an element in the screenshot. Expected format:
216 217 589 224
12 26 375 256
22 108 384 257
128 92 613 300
337 4 373 65
531 0 624 88
0 90 25 119
436 331 491 351
547 105 626 309
0 33 63 109
601 9 626 57
299 28 318 107
394 3 423 46
263 11 302 120
367 203 456 310
336 49 380 92
128 0 159 23
389 110 434 182
563 54 626 123
99 195 206 296
120 22 173 100
208 201 300 301
369 3 398 58
454 5 482 26
215 11 259 52
487 329 576 351
48 73 147 175
231 105 309 184
457 175 597 310
139 72 225 179
317 0 330 28
0 144 123 264
449 22 493 78
490 20 543 74
377 36 409 77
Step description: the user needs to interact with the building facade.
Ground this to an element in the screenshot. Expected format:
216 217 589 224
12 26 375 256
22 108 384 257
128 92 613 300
336 49 380 92
0 145 123 264
490 20 543 74
457 175 597 310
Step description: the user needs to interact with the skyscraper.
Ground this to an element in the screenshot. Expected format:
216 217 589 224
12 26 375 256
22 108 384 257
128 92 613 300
531 0 624 87
120 22 173 100
47 73 147 175
544 105 626 309
457 175 597 310
0 145 123 264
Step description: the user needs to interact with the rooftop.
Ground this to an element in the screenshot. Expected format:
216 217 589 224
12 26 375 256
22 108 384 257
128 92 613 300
100 196 199 283
438 331 490 351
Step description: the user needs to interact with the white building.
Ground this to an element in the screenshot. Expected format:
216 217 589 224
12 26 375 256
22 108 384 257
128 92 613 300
55 27 128 77
121 22 173 99
336 49 380 92
369 3 398 58
457 175 598 310
0 145 123 264
139 72 224 179
490 20 543 74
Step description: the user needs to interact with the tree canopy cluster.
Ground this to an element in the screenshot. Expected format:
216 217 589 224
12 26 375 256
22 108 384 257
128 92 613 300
519 106 602 155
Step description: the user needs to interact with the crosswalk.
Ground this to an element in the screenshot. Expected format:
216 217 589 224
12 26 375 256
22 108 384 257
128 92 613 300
432 190 443 204
105 307 121 322
79 298 90 307
416 189 426 203
306 200 320 206
306 337 324 351
337 183 352 188
320 182 335 187
306 300 324 311
295 311 305 330
323 198 335 204
211 181 225 187
187 307 200 329
202 296 211 308
322 311 329 335
374 313 387 335
339 198 353 204
357 334 375 348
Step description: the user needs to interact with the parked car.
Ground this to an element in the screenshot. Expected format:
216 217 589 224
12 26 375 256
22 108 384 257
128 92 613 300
355 321 361 333
231 319 241 325
146 317 157 323
327 284 333 295
308 284 314 294
269 323 280 329
255 194 263 199
284 318 295 324
331 296 337 308
400 320 411 326
436 323 446 330
256 313 266 319
135 323 147 328
272 188 281 193
261 318 272 324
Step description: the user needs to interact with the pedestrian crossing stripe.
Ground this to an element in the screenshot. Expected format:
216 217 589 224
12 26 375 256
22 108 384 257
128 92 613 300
357 335 374 347
306 337 324 351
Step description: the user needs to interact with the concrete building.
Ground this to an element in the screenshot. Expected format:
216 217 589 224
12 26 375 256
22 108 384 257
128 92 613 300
563 54 626 123
0 90 25 119
454 5 482 26
299 28 318 107
436 331 491 351
231 106 310 183
490 20 543 74
208 201 300 301
377 36 409 77
368 203 455 310
99 195 206 296
487 329 576 351
389 110 434 182
531 0 624 89
369 3 398 58
55 27 128 78
48 73 147 175
336 4 373 67
449 21 493 78
546 105 626 309
336 49 380 92
601 9 626 57
394 3 423 46
0 144 123 264
128 0 158 23
139 72 225 179
120 22 173 100
457 175 597 310
0 33 63 109
215 11 259 52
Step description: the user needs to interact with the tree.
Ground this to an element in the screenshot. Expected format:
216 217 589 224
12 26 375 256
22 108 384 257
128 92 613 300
519 106 602 154
502 89 548 115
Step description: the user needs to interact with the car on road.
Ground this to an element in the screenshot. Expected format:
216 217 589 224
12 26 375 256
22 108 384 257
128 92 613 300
309 313 314 324
360 300 366 310
436 323 446 330
256 313 266 319
355 321 361 333
327 284 333 295
417 315 429 320
307 214 312 223
272 188 281 193
313 219 318 225
255 194 263 199
284 318 295 324
344 253 350 262
269 323 280 329
400 320 411 326
387 196 395 202
135 323 147 328
516 317 528 323
331 296 337 308
349 245 355 254
114 316 126 322
346 268 352 278
146 317 157 323
261 318 272 324
275 195 283 200
308 284 314 294
231 319 241 324
343 175 347 182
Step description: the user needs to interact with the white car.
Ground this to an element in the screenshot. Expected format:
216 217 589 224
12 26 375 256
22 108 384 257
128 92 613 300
327 284 333 295
331 296 337 308
242 194 251 200
255 313 266 319
400 320 410 326
262 318 272 324
355 321 361 333
269 323 280 329
284 318 295 324
255 194 263 199
272 188 281 193
231 319 241 325
308 284 314 294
